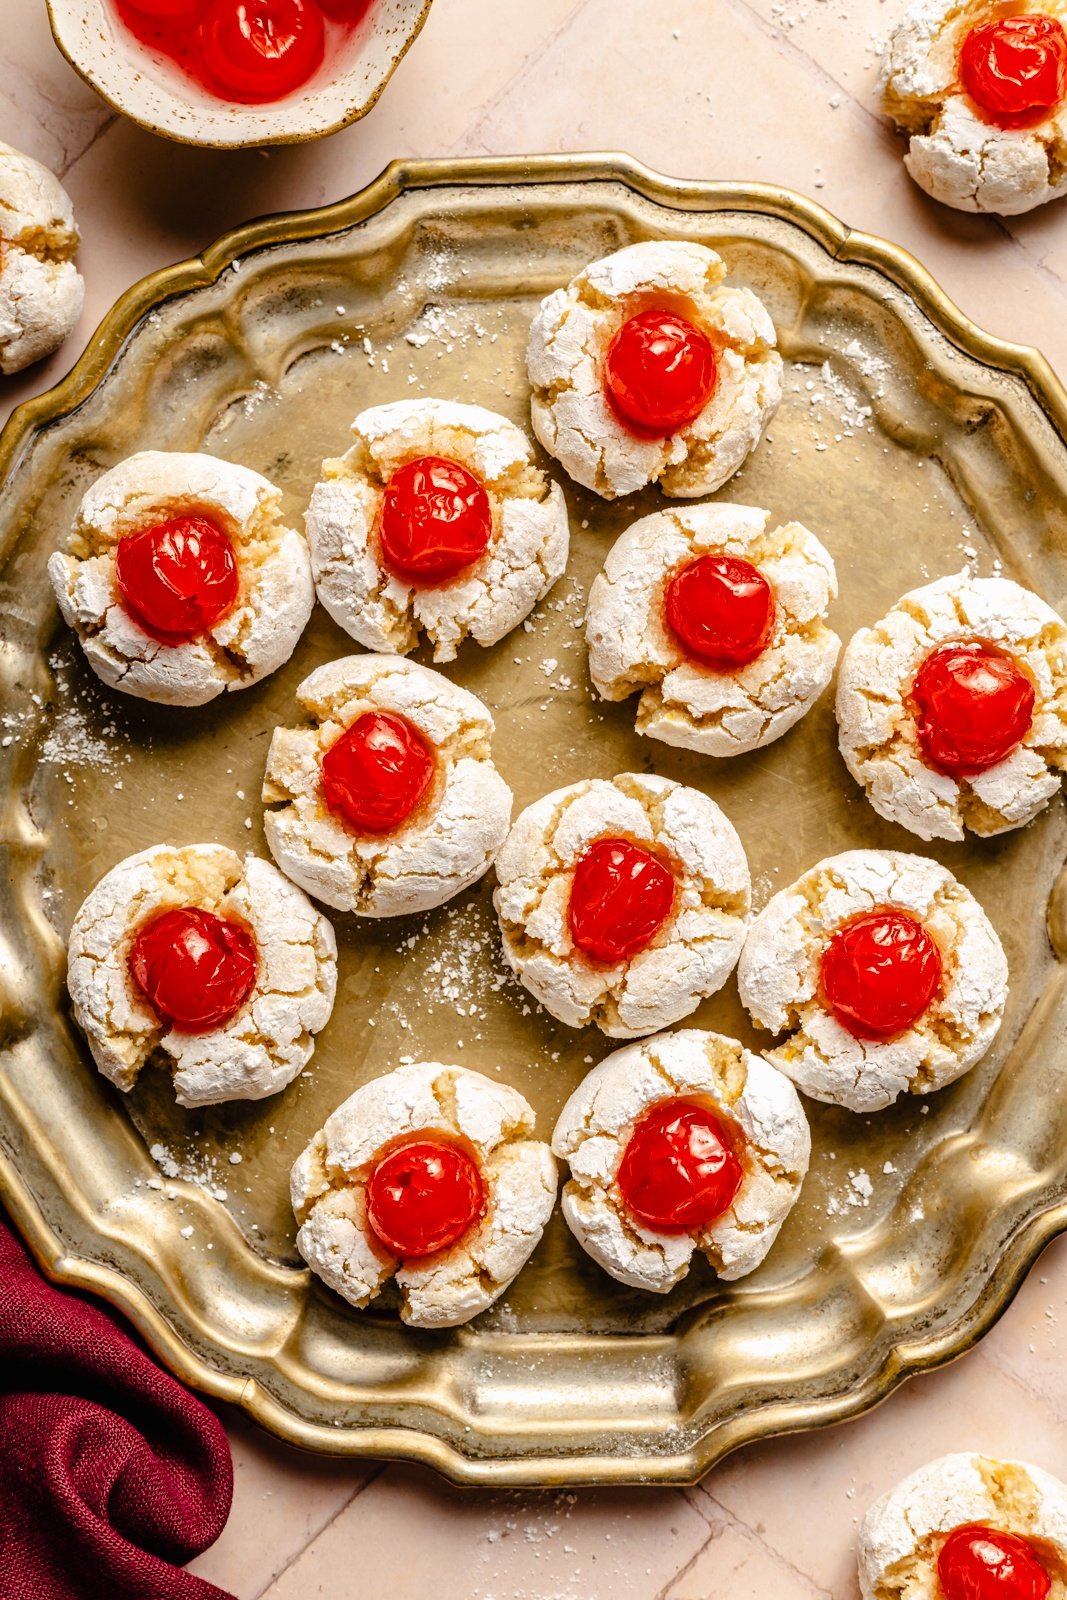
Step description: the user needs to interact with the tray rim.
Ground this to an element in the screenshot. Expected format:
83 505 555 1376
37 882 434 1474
4 151 1067 1487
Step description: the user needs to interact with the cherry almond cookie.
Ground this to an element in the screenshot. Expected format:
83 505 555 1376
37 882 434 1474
0 142 83 374
291 1061 557 1328
737 849 1008 1114
837 572 1067 841
48 451 314 706
67 844 337 1108
552 1030 810 1294
586 502 840 757
493 773 751 1038
305 399 569 663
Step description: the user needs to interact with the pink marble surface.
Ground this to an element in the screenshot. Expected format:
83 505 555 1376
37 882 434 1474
6 0 1067 1594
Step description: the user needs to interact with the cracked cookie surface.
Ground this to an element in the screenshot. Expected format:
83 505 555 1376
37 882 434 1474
263 653 513 917
586 501 840 756
291 1060 557 1328
526 239 782 500
47 450 315 707
305 398 569 663
552 1029 810 1293
493 772 751 1038
837 572 1067 840
67 843 337 1108
0 141 83 374
737 848 1008 1113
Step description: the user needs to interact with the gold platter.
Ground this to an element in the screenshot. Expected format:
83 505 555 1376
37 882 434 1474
3 154 1067 1487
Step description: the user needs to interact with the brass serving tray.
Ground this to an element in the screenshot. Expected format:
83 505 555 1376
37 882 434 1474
3 154 1067 1487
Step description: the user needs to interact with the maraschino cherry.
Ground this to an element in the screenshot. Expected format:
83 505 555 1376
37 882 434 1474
821 909 942 1041
129 907 257 1032
568 838 675 965
199 0 326 101
617 1100 743 1232
604 309 717 438
379 456 493 584
937 1523 1051 1600
366 1137 486 1257
321 711 435 835
912 639 1035 780
665 554 776 668
960 14 1067 128
115 514 238 645
124 0 206 15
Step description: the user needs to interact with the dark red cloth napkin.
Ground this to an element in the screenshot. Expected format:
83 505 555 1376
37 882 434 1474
0 1213 236 1600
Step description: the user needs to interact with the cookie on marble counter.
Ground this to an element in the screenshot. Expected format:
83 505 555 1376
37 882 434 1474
737 848 1008 1114
291 1061 557 1328
67 843 337 1108
306 398 569 663
0 141 83 374
48 451 314 706
586 501 840 757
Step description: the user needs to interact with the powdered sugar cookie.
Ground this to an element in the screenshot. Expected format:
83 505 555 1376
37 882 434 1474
67 844 337 1109
291 1061 557 1328
586 502 840 757
48 451 314 707
263 654 512 917
880 3 1067 214
306 398 569 663
527 239 782 500
859 1453 1067 1600
493 773 751 1039
837 572 1067 841
737 849 1008 1114
0 142 83 373
552 1029 810 1294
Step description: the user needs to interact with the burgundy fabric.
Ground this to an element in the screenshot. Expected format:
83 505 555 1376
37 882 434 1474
0 1214 236 1600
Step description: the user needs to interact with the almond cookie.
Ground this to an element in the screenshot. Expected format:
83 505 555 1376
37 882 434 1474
880 3 1067 214
291 1061 557 1328
737 848 1008 1113
859 1453 1067 1600
306 398 569 663
48 451 314 707
0 142 83 373
837 572 1067 841
263 653 512 917
552 1029 810 1294
493 773 751 1039
586 502 840 757
67 844 337 1109
526 239 782 500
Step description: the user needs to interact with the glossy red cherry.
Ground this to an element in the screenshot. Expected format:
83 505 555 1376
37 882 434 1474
821 909 942 1041
115 514 238 645
960 15 1067 128
199 0 325 102
604 309 717 438
568 838 675 965
617 1100 744 1233
937 1524 1051 1600
378 456 492 585
128 907 257 1033
665 554 776 669
125 0 206 16
366 1138 487 1258
313 0 371 17
321 711 435 836
912 639 1035 780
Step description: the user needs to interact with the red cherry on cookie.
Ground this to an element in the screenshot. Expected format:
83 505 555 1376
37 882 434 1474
820 909 942 1041
568 837 675 965
199 0 325 102
366 1138 487 1258
912 639 1035 780
960 14 1067 128
379 456 493 585
617 1100 743 1233
937 1524 1051 1600
321 710 435 836
115 514 239 645
604 309 717 438
665 554 776 669
129 907 257 1033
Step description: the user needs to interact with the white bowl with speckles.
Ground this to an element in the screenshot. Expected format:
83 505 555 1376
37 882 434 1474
46 0 432 149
